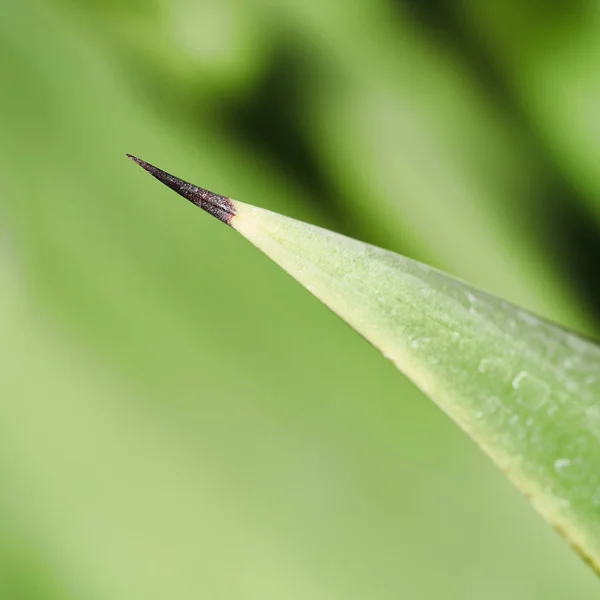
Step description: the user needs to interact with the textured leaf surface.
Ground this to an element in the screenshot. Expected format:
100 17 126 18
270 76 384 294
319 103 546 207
231 200 600 570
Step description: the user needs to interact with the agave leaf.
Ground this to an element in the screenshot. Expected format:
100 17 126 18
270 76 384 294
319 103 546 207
130 156 600 572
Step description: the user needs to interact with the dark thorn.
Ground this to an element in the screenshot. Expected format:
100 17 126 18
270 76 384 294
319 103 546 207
126 154 236 225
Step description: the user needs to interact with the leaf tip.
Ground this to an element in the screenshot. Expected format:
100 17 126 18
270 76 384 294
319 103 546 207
126 154 236 225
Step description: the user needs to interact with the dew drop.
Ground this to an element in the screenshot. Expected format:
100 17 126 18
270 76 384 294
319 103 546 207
554 458 572 476
410 337 431 349
512 371 549 411
553 457 585 481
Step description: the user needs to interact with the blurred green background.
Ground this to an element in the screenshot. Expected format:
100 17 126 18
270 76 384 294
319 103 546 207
2 0 600 597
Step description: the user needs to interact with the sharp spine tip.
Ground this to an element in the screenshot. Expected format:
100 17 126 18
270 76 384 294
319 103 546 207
126 154 235 225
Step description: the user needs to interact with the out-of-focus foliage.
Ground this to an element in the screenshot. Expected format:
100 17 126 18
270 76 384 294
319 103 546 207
0 0 599 598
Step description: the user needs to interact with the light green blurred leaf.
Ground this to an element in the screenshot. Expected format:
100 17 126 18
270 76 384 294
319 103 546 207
258 0 591 332
462 1 600 224
221 194 600 571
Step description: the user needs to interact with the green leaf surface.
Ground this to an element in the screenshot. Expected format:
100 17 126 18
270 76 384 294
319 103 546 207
228 197 600 570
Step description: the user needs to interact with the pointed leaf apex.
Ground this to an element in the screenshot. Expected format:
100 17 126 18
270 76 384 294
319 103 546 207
127 154 236 225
